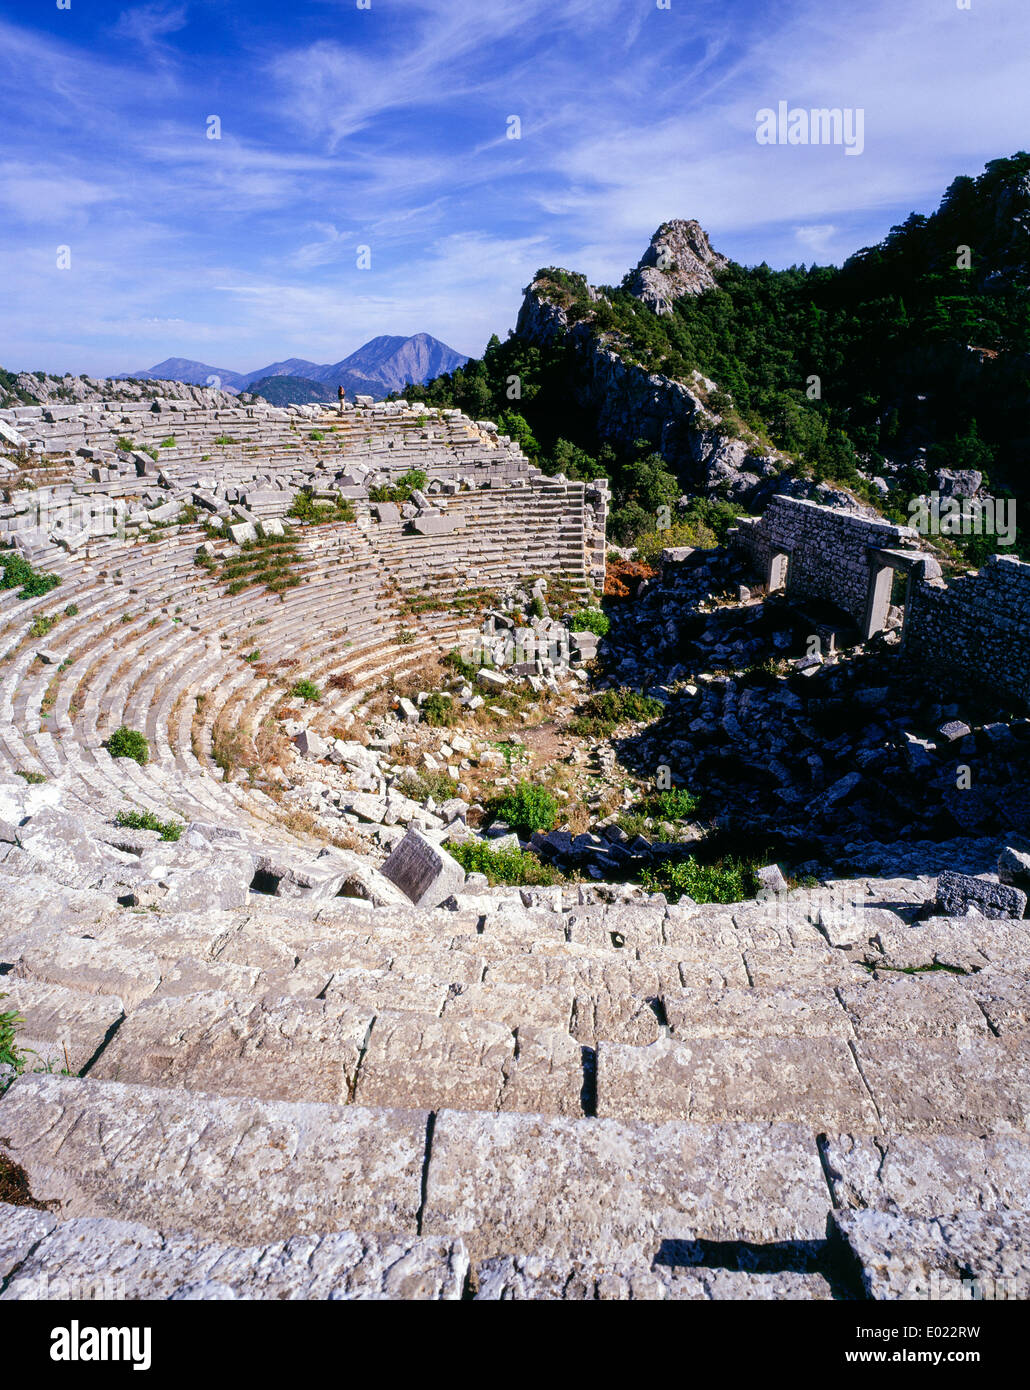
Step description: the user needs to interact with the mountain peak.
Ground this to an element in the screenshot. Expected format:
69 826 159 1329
625 219 728 314
122 334 467 402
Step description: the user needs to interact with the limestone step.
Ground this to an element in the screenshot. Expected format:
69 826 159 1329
472 1253 836 1301
1 1074 429 1245
0 1203 469 1301
830 1207 1030 1301
597 1029 1030 1134
0 980 123 1075
0 1074 834 1267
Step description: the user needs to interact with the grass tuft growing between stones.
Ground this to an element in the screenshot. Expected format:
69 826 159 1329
115 809 184 841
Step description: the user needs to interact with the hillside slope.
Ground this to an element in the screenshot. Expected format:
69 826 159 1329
406 153 1030 561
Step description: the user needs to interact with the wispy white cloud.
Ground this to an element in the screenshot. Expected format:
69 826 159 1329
111 3 189 45
1 0 1028 375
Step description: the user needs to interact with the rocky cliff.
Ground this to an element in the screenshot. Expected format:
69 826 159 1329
515 257 860 513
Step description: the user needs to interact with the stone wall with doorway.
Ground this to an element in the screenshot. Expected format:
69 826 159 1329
732 495 1030 708
730 496 920 628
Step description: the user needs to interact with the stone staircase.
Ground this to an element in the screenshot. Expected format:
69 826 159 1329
2 881 1028 1300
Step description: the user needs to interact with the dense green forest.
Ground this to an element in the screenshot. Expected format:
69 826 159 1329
402 153 1030 561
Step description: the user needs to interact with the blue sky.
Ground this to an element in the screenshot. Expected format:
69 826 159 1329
2 0 1028 377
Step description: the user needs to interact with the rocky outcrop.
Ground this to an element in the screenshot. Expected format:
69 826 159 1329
515 274 859 511
0 372 253 410
623 219 729 315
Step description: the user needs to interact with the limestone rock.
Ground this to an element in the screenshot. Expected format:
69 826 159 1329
832 1207 1030 1301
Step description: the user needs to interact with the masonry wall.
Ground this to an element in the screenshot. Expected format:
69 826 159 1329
731 495 918 627
733 494 1030 709
903 554 1030 708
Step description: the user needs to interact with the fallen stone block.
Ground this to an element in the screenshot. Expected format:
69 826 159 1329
755 863 789 897
409 512 463 536
380 828 465 908
477 668 509 690
146 501 181 524
294 729 329 760
934 869 1026 920
998 842 1030 888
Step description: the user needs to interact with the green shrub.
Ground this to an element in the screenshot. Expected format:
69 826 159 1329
116 436 135 452
616 810 650 839
443 648 480 681
106 726 149 765
634 518 718 564
0 994 24 1072
395 770 457 804
159 436 177 448
29 613 59 638
0 551 62 601
287 488 355 524
308 430 326 441
649 787 700 820
291 679 321 702
568 607 610 636
447 839 559 886
368 468 427 504
115 809 183 841
568 687 664 737
423 692 458 727
494 781 559 835
14 769 46 784
639 856 758 904
64 603 79 616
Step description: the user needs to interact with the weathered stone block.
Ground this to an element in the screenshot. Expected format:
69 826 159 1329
380 829 465 908
934 869 1026 919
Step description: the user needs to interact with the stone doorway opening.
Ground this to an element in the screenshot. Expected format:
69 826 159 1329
862 547 940 644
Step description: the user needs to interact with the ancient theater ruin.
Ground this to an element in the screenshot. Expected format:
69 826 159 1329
0 384 1028 1301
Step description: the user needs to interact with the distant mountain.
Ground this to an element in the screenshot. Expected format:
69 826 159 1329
122 334 468 402
237 358 322 388
247 375 335 406
119 357 248 392
311 334 468 394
